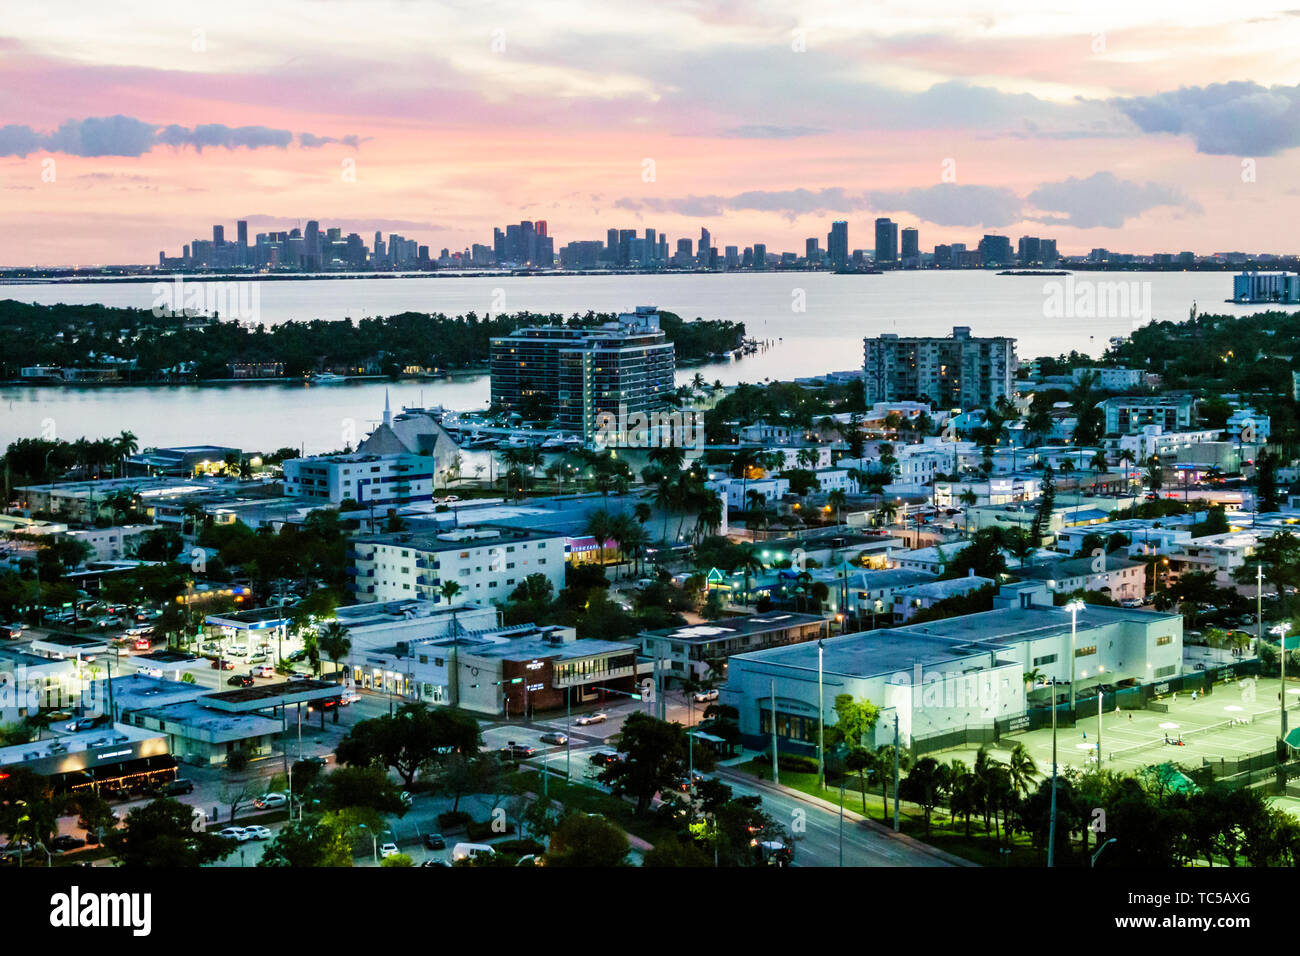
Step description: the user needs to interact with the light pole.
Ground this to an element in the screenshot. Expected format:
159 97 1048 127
1257 563 1264 657
1097 689 1103 768
1271 622 1291 747
1065 599 1085 716
838 777 845 867
1048 676 1059 868
817 639 825 791
1091 838 1118 867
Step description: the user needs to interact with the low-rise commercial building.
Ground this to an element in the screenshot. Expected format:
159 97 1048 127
725 588 1182 750
637 612 829 686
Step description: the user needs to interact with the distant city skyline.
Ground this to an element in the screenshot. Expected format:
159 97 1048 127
5 2 1300 265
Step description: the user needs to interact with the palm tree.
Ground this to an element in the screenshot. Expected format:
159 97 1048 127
1006 527 1036 568
827 489 847 525
113 430 138 478
318 621 352 678
694 490 724 543
585 508 615 565
873 743 910 818
948 766 978 836
959 488 978 536
736 544 763 608
845 747 873 814
1006 743 1038 800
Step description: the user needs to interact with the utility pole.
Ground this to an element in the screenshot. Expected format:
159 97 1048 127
892 712 900 832
770 678 779 785
817 639 825 791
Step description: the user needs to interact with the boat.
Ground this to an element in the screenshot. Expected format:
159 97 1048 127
310 372 348 385
460 432 498 449
540 433 577 450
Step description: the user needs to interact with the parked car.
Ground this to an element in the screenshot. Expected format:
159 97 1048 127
137 666 163 678
498 742 538 760
423 833 446 850
575 712 608 726
251 664 274 678
226 674 254 688
399 791 413 808
589 751 621 767
380 843 400 858
539 731 568 745
160 778 194 796
217 827 249 842
254 792 288 810
226 645 249 657
132 638 151 651
693 689 719 702
212 658 236 670
200 641 222 653
243 825 272 841
421 858 452 867
49 835 86 853
65 717 101 732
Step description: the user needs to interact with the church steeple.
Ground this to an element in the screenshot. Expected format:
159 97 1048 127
383 389 392 428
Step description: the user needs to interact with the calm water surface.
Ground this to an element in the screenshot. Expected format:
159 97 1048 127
0 271 1266 453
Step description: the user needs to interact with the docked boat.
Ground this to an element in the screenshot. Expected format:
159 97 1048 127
309 372 348 384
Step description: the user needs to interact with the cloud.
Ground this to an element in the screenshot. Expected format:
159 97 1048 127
0 116 360 157
1027 172 1199 229
717 125 828 139
616 184 1022 226
617 188 868 220
866 184 1024 227
1112 82 1300 156
298 132 363 149
237 215 445 233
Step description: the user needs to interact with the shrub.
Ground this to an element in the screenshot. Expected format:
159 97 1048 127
494 838 544 856
467 818 516 842
437 810 472 831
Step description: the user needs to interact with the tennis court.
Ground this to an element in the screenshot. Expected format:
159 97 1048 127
939 676 1298 779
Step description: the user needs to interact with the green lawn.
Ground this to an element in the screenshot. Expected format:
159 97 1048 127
507 769 682 848
740 759 1056 867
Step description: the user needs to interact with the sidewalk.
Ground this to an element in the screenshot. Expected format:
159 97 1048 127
715 766 977 868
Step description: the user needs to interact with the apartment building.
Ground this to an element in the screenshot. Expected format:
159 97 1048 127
863 326 1017 410
489 306 675 441
283 452 437 507
348 526 567 604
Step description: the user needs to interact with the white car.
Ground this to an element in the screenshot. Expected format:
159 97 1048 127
251 664 274 678
575 712 608 726
380 842 400 858
340 692 360 706
226 645 248 657
693 689 719 703
218 827 249 842
243 825 272 840
254 792 288 810
137 666 163 678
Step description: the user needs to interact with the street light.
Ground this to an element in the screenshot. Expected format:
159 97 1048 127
1065 599 1085 716
817 638 825 791
1091 838 1118 867
1045 669 1063 866
1271 622 1291 746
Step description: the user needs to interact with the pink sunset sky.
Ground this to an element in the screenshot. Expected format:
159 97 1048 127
4 0 1300 265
